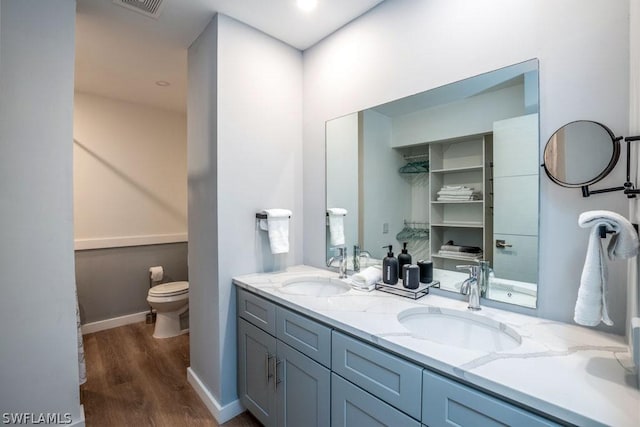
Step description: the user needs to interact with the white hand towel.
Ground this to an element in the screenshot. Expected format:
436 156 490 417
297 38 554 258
260 209 292 254
327 208 347 246
575 210 639 326
351 266 382 288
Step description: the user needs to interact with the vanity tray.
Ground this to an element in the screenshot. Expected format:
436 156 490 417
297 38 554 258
375 280 440 300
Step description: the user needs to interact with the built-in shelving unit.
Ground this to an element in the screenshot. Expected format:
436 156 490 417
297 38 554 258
427 133 493 271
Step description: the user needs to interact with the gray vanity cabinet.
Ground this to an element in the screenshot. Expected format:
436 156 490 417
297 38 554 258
237 289 330 427
237 287 561 427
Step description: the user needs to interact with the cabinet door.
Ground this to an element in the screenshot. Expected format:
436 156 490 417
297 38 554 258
276 341 330 427
492 114 539 283
238 319 277 427
331 373 421 427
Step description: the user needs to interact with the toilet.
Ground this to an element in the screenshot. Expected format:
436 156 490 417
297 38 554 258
147 281 189 339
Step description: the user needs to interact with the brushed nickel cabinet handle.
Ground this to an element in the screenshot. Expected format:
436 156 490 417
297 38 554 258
496 239 513 248
265 353 273 383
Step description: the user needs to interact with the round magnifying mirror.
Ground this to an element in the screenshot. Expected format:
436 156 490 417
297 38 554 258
543 120 620 187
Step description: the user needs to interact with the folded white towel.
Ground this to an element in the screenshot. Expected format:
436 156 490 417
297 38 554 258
351 266 382 288
327 208 347 246
437 189 475 196
575 210 639 326
260 209 292 254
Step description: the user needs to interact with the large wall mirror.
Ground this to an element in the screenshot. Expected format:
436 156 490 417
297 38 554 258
326 59 540 308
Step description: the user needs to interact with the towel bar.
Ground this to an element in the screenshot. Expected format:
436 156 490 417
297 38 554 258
598 225 615 238
256 213 290 219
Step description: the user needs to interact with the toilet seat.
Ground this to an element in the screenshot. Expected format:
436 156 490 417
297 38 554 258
148 281 189 297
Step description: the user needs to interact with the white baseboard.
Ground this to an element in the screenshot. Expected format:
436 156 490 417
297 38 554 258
70 405 85 427
187 367 245 424
81 311 149 335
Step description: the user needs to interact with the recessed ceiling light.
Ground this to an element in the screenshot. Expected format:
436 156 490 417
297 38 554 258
297 0 317 12
155 80 170 87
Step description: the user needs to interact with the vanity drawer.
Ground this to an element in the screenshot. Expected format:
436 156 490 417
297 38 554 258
331 373 420 427
276 306 331 368
422 370 560 427
237 288 276 335
332 331 422 420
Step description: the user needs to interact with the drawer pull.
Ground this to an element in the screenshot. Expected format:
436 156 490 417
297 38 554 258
272 358 282 391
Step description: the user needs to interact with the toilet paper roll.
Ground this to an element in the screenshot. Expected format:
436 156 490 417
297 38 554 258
149 266 163 282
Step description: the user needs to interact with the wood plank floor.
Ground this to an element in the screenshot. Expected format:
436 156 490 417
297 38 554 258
81 322 261 427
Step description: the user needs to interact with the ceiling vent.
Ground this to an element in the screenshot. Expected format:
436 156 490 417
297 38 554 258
112 0 166 19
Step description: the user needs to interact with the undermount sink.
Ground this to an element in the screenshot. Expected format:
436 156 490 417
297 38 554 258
397 307 521 352
279 276 351 297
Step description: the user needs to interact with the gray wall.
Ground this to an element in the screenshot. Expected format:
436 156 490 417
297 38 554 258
75 243 188 324
188 12 303 415
303 0 630 334
0 0 83 422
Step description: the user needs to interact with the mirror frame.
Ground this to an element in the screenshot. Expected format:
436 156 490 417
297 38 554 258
542 120 620 188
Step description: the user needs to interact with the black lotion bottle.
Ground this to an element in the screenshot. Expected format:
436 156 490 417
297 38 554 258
398 242 412 276
382 245 399 285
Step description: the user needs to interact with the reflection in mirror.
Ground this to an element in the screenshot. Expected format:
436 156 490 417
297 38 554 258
543 121 619 187
325 59 540 308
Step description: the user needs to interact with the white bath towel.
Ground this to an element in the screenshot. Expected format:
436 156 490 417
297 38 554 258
327 208 347 246
260 209 292 254
351 266 382 288
575 210 639 326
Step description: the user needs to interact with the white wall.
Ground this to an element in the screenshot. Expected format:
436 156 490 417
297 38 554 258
73 92 187 249
188 13 303 419
303 0 630 334
0 0 83 423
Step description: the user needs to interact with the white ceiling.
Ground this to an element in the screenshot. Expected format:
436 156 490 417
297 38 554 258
75 0 385 113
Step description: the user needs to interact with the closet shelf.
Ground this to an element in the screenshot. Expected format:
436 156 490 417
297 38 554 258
430 165 483 174
431 222 483 228
431 200 484 204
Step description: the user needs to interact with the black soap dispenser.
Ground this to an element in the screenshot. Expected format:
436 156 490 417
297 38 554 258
398 242 412 275
382 245 399 285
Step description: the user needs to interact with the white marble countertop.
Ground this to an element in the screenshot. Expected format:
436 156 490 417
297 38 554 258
233 265 640 427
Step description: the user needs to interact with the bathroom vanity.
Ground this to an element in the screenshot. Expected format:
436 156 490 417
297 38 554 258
235 265 639 427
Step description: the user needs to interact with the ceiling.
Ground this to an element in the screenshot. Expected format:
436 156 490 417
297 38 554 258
75 0 385 113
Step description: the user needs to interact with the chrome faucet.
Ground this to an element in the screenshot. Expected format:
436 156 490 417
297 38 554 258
456 264 481 311
352 245 371 273
477 260 491 296
327 247 348 278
